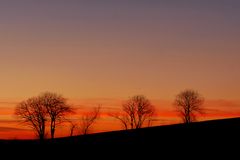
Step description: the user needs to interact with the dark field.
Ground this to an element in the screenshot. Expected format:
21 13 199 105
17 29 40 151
1 118 239 158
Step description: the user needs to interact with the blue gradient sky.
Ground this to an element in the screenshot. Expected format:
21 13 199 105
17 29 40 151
0 0 240 99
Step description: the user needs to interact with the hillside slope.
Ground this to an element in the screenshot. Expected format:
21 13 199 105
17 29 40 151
1 117 240 157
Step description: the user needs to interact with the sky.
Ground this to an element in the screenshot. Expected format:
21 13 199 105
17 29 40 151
0 0 240 139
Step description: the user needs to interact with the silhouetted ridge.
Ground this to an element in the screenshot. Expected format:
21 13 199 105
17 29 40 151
1 117 240 157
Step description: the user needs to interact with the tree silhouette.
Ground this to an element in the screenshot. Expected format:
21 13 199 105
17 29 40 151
39 92 73 139
111 95 155 129
109 112 129 130
15 92 73 140
69 121 77 137
15 97 47 141
174 89 204 124
80 106 101 135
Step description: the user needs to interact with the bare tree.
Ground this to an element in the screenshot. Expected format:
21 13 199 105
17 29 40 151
147 118 154 127
80 106 101 135
111 95 155 130
69 121 77 137
15 97 47 141
174 89 204 124
39 92 73 139
109 112 129 130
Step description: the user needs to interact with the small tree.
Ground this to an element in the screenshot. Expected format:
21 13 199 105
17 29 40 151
80 106 101 135
109 112 129 130
15 97 47 141
174 89 204 124
69 121 77 137
39 92 73 139
111 95 155 130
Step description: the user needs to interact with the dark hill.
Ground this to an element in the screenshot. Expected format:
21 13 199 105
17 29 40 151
1 117 240 157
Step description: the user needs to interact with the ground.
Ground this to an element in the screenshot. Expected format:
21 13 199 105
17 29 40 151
1 117 239 158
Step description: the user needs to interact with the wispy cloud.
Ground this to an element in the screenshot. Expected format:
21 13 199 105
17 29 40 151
0 119 19 124
0 101 18 105
205 99 240 109
0 127 29 132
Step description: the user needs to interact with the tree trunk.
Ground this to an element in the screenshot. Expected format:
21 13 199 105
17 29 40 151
39 119 45 141
51 120 55 139
70 128 74 137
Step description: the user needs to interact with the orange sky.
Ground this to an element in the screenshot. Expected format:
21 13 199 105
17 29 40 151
0 1 240 139
0 98 240 139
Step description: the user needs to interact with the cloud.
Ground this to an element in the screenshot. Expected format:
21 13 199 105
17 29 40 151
0 119 19 124
0 127 29 132
0 101 19 106
204 108 221 113
205 99 240 109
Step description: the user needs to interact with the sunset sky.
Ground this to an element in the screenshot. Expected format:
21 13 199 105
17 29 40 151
0 0 240 139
